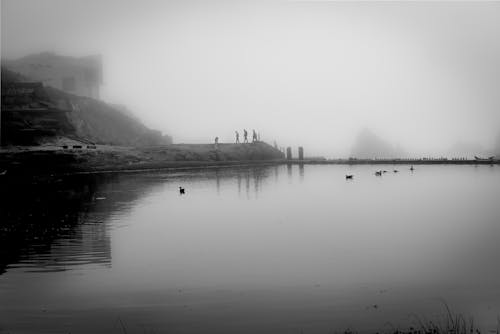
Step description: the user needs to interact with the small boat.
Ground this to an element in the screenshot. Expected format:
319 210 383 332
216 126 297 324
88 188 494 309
474 156 495 161
0 170 7 176
375 171 382 176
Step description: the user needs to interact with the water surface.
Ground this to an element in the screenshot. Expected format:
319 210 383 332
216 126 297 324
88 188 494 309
1 165 500 333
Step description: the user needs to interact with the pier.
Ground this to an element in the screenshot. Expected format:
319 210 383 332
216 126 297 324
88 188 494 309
283 146 499 165
287 158 500 165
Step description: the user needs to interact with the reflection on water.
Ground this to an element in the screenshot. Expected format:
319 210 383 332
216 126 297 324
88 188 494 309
0 167 276 275
0 175 112 275
1 165 500 334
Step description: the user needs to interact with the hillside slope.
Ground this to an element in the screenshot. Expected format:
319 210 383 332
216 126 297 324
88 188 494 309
1 67 172 146
44 86 172 146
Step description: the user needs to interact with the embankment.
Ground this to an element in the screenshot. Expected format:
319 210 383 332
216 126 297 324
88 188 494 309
0 142 285 177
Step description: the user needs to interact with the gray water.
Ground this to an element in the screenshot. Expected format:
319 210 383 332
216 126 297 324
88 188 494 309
1 165 500 334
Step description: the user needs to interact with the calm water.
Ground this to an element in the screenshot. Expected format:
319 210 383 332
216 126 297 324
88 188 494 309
1 165 500 334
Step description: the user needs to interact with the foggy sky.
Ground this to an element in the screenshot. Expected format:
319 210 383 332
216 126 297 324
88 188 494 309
2 0 500 157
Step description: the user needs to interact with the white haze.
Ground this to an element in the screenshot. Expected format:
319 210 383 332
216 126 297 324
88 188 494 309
2 0 500 157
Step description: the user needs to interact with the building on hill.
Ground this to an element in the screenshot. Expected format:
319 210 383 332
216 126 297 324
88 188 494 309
1 67 172 147
2 52 102 99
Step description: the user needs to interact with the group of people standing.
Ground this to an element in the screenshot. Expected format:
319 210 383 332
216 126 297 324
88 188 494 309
235 129 260 144
213 129 260 150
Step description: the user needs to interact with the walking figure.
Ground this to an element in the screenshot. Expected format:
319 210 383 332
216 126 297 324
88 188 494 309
235 131 240 143
214 136 219 150
252 129 257 142
243 129 248 143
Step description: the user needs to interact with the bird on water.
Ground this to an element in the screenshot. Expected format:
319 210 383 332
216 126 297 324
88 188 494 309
179 187 185 194
345 175 354 180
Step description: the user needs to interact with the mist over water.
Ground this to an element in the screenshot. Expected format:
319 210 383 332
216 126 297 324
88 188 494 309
1 165 500 333
2 0 500 157
2 1 500 333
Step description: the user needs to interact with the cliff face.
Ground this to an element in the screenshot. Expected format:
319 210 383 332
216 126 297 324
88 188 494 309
1 67 172 146
44 86 172 146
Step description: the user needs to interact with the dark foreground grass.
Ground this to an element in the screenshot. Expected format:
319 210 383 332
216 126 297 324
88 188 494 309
343 301 500 334
109 304 500 334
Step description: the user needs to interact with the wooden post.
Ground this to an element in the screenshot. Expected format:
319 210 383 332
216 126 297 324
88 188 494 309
286 147 292 160
298 146 304 160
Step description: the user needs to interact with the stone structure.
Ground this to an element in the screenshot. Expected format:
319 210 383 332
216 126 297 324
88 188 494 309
2 52 102 99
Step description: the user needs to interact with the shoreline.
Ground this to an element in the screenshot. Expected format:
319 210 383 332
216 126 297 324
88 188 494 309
0 142 286 178
0 144 498 179
289 158 500 165
66 158 499 176
59 160 286 176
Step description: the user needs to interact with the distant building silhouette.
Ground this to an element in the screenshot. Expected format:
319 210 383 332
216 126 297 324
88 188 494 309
350 128 406 159
3 52 102 99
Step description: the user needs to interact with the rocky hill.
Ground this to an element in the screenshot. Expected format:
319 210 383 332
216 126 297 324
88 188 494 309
1 67 172 147
43 85 172 146
350 128 406 159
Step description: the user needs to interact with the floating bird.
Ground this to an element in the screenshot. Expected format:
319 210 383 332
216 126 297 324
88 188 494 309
382 170 388 173
179 187 185 194
410 166 415 171
393 170 399 173
345 175 354 180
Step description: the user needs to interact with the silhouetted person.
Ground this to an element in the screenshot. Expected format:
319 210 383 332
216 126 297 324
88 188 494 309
252 129 257 142
235 131 240 143
243 129 248 143
214 136 219 150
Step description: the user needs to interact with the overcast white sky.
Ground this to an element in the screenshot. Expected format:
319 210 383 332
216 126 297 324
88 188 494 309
2 0 500 157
